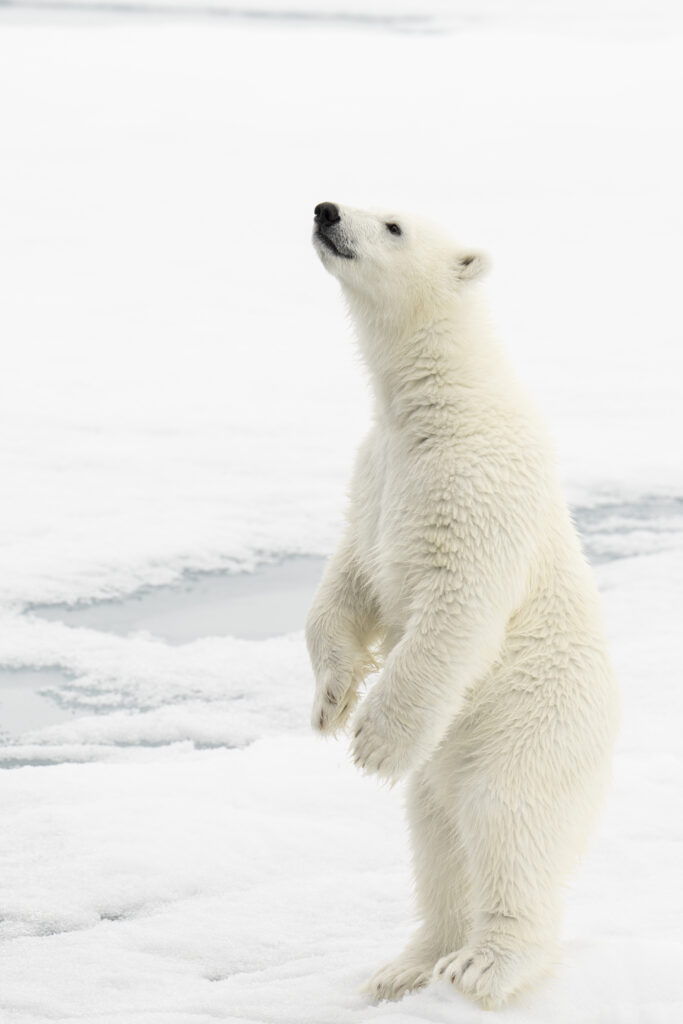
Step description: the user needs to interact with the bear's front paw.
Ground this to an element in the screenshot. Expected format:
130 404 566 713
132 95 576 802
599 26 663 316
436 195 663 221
311 669 360 736
351 691 424 784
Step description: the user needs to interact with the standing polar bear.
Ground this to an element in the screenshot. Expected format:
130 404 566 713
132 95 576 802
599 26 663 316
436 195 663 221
305 201 619 1009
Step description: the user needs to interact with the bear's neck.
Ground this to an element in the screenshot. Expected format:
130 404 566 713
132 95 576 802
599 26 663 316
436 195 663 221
346 290 503 430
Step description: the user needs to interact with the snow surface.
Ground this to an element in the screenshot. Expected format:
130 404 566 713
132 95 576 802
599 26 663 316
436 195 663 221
0 4 682 1022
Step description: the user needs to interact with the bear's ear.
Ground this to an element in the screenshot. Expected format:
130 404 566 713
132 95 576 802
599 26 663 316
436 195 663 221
454 249 490 282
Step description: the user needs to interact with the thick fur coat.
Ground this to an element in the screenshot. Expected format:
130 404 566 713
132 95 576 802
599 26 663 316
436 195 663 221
305 202 619 1008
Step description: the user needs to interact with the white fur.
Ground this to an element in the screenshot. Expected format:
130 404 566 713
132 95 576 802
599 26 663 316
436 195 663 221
306 204 619 1009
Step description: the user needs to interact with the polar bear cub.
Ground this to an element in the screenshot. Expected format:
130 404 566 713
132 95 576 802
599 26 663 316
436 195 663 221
305 202 619 1009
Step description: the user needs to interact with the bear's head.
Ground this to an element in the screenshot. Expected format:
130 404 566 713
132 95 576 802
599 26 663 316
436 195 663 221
312 202 489 323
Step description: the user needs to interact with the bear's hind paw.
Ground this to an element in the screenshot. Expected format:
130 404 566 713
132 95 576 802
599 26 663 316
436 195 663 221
434 941 551 1009
363 958 433 1003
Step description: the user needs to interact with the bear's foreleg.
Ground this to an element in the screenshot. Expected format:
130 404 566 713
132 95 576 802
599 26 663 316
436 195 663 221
306 535 380 734
350 486 538 783
351 565 510 782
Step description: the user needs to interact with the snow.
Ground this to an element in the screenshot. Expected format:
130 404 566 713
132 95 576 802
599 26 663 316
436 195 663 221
0 3 682 1022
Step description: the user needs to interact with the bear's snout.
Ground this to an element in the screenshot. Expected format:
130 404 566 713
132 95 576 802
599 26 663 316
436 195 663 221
314 202 340 227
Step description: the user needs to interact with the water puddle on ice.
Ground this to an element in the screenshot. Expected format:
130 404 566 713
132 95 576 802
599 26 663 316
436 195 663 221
1 557 327 742
572 496 683 563
0 668 79 737
29 555 326 644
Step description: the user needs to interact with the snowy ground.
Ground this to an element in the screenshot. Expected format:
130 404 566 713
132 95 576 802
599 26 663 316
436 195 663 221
1 3 682 1022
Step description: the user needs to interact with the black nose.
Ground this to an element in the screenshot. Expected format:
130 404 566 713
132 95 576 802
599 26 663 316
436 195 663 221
314 202 340 226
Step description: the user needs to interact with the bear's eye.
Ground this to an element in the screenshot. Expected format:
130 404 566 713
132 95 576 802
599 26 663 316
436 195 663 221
385 223 402 236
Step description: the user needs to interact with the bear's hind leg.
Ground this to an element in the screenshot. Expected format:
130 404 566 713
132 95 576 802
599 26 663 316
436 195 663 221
364 771 470 1003
434 779 566 1009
